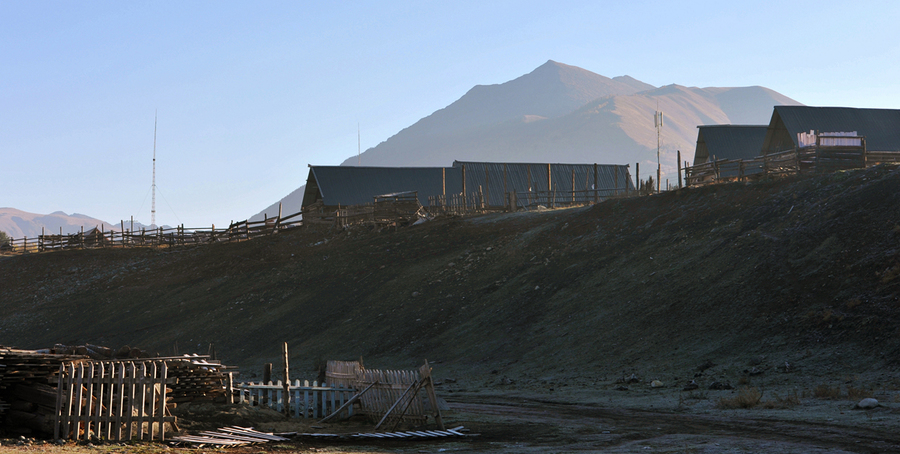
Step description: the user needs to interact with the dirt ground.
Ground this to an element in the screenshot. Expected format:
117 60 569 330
3 166 900 452
1 389 899 453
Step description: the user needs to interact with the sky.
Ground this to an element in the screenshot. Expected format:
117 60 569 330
2 0 898 228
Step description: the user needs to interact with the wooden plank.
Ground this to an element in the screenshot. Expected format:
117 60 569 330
91 363 102 439
74 363 85 439
53 364 64 440
124 363 135 441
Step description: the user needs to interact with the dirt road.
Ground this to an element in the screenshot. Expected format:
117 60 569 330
437 395 900 453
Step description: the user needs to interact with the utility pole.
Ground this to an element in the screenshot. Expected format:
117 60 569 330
654 104 663 193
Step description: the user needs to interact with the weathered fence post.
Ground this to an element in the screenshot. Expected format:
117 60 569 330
677 150 682 188
282 342 290 417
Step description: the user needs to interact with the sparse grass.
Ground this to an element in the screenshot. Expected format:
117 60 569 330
717 387 762 409
717 387 802 410
811 384 874 400
813 384 842 399
761 390 802 409
847 386 874 400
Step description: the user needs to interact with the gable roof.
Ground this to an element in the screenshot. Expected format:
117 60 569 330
762 106 900 154
692 125 768 165
302 161 635 210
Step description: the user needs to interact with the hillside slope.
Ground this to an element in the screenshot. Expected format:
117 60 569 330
4 166 900 388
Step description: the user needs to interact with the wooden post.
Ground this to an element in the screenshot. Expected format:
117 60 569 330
40 227 44 252
626 165 631 194
80 226 84 248
461 164 467 212
503 163 508 200
547 163 552 207
572 169 576 202
593 163 599 202
636 163 640 194
419 360 444 430
282 342 290 416
263 363 272 406
527 165 533 205
227 372 234 404
677 150 682 188
613 168 618 196
484 164 489 209
442 167 446 205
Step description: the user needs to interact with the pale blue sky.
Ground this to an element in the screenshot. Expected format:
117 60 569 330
2 1 897 227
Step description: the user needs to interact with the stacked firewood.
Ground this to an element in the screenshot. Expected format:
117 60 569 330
166 356 235 403
0 346 239 435
0 347 88 435
50 343 151 360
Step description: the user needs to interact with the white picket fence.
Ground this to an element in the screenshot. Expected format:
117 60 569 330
236 380 355 419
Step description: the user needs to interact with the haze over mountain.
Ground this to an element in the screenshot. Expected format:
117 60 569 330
0 208 164 239
0 208 118 239
253 60 801 220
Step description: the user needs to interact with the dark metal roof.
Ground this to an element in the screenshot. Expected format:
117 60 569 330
302 166 462 209
693 125 768 165
302 161 634 210
452 161 633 206
763 106 900 153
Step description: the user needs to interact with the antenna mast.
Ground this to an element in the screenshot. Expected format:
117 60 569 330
151 110 157 228
654 102 663 193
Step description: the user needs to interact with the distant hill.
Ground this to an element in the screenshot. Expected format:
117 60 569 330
0 208 159 239
253 60 801 219
0 208 118 238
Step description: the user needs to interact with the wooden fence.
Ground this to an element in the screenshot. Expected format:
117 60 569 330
1 208 303 255
236 380 355 419
55 360 175 442
428 186 633 215
685 140 900 187
354 368 427 426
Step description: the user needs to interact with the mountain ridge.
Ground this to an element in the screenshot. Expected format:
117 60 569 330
256 61 800 220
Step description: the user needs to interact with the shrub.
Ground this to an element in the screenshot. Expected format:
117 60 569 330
813 384 842 399
717 387 762 409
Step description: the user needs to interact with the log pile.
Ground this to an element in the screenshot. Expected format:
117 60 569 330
0 346 238 436
51 343 151 360
0 347 88 434
166 356 236 404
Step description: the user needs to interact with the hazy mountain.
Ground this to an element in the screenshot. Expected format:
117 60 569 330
0 208 117 239
0 208 167 239
255 60 801 218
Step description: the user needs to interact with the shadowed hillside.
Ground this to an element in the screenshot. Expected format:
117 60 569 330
5 166 898 389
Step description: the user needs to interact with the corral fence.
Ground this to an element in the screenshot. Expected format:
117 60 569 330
685 137 900 187
236 380 356 419
236 360 444 430
427 186 634 215
1 206 303 255
55 360 175 442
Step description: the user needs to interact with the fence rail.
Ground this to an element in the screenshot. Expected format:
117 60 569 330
427 186 633 215
236 380 355 419
685 142 900 187
1 209 304 255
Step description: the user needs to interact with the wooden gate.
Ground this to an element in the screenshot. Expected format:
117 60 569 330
54 361 175 441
